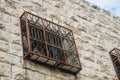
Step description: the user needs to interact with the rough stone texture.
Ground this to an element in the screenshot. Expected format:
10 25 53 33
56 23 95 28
0 0 119 80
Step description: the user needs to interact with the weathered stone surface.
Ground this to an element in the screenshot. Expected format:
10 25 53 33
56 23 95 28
12 66 25 80
9 43 22 57
0 62 11 77
35 72 45 80
23 60 51 75
0 40 9 52
0 0 120 80
0 30 9 41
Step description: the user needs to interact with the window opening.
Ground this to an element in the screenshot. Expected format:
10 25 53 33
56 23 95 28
20 11 82 74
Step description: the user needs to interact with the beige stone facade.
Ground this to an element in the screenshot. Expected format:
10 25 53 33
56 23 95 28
0 0 120 80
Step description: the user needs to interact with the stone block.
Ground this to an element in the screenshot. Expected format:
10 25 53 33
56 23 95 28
9 33 21 45
3 13 11 23
0 77 11 80
45 75 62 80
23 60 51 75
0 40 9 53
6 23 20 36
9 43 22 57
12 66 25 80
97 13 111 25
35 72 45 80
25 70 35 80
0 62 11 77
0 51 22 67
0 30 9 42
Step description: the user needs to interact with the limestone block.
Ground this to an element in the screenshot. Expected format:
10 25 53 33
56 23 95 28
34 72 45 80
3 13 11 23
0 30 9 42
6 23 20 36
97 13 111 25
0 77 11 80
0 12 3 19
25 70 35 80
31 0 42 5
0 51 22 67
0 62 11 77
0 40 9 52
51 68 75 80
0 51 10 64
45 75 62 80
9 33 21 45
11 16 19 26
0 20 6 31
23 60 51 75
12 66 25 80
9 43 22 57
69 0 80 4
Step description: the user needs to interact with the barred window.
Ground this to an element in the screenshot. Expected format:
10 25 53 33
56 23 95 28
109 48 120 80
20 11 81 74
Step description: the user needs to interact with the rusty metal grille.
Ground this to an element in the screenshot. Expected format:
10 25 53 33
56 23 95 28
109 48 120 80
20 11 81 74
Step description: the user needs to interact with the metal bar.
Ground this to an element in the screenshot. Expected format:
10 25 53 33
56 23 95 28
42 20 49 57
24 12 31 58
20 18 26 59
20 11 81 74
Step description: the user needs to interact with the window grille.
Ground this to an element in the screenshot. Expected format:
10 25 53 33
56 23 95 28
109 48 120 80
20 11 81 74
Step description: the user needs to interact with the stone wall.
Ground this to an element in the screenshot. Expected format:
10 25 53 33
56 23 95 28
0 0 120 80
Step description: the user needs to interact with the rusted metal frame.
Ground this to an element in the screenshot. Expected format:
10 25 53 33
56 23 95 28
30 52 61 65
115 48 120 62
65 53 79 66
114 62 120 80
28 21 43 30
115 49 120 63
59 27 68 65
63 31 71 38
20 11 26 19
45 29 74 42
30 37 45 44
44 19 51 28
109 48 120 80
45 22 64 66
25 11 71 31
22 11 81 71
109 48 117 54
23 12 31 59
58 25 66 62
45 31 61 47
71 30 81 69
45 32 76 54
42 19 50 64
33 17 39 24
26 11 74 42
47 41 78 56
61 60 81 69
109 48 118 62
20 17 26 59
109 50 119 80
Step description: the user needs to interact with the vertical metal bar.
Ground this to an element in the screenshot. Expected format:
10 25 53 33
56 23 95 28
20 13 25 59
115 49 120 63
25 12 31 56
43 20 49 58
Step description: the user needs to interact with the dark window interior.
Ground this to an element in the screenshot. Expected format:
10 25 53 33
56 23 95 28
20 11 81 74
